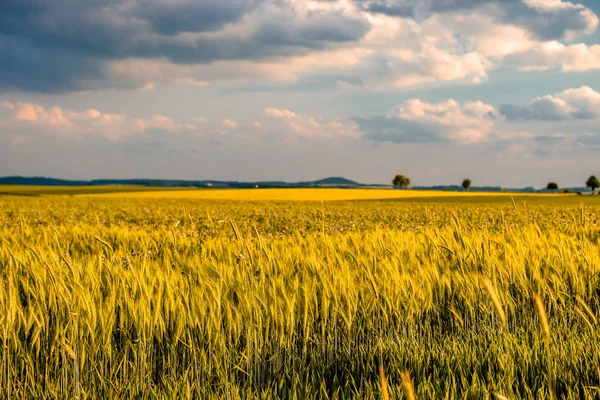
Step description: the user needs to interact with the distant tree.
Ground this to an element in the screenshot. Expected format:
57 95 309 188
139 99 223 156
586 175 600 193
462 179 471 191
392 174 411 189
546 182 559 192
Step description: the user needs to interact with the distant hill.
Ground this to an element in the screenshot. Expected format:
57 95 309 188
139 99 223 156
0 176 375 189
302 177 359 186
0 176 91 186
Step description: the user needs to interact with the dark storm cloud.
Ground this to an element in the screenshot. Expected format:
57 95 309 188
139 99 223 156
0 0 370 92
138 1 256 36
0 34 109 92
254 13 369 47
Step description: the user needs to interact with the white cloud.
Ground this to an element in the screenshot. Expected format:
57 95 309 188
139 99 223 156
525 0 581 11
262 99 505 145
0 101 15 111
135 114 184 133
0 101 196 141
501 86 600 120
323 0 599 89
507 143 531 159
222 119 240 129
383 47 490 88
414 6 600 74
173 78 208 87
504 42 600 72
390 98 498 143
106 46 372 87
140 81 157 92
265 107 361 141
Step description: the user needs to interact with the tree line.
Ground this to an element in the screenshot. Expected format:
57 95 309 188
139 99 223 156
392 174 600 193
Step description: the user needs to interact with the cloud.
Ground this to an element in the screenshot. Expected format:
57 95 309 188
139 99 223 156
534 133 570 142
137 0 256 36
0 34 108 92
341 0 599 89
354 98 498 143
503 41 600 71
105 46 372 88
0 0 370 92
0 101 15 110
0 100 196 141
575 132 600 148
265 107 361 141
525 131 600 155
222 119 240 129
381 46 491 87
362 0 598 40
0 0 598 92
520 0 599 40
500 86 600 120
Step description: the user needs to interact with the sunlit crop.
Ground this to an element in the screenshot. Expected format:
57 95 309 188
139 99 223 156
1 191 599 398
85 188 543 201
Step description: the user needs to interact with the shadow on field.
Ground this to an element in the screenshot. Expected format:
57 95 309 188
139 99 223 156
0 192 40 197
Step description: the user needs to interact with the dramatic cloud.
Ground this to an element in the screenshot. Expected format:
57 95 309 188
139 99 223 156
354 99 499 143
0 0 370 92
501 86 600 120
0 0 598 92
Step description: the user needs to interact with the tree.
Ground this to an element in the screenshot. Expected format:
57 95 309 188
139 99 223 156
546 182 558 192
586 175 600 193
462 179 471 191
392 174 411 189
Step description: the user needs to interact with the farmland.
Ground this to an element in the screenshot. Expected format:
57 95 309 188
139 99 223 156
1 188 600 398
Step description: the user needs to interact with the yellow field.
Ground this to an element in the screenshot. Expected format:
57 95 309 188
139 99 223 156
85 188 544 201
1 188 596 399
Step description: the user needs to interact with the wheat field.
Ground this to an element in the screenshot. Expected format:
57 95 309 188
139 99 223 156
1 190 600 399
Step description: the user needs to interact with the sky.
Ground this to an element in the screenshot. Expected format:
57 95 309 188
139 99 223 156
1 0 600 187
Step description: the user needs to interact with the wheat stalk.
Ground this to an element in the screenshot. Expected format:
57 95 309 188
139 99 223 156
401 371 416 400
482 278 507 328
